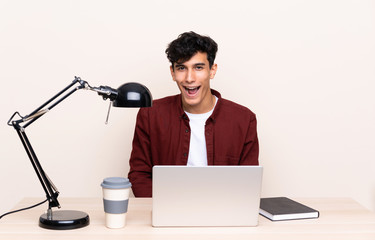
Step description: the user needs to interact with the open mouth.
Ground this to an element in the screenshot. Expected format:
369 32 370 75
184 86 200 96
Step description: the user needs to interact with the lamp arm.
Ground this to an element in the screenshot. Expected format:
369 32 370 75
7 76 94 211
8 77 88 128
13 124 61 209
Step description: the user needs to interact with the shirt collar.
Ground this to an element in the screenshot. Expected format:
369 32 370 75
209 89 221 122
177 89 222 122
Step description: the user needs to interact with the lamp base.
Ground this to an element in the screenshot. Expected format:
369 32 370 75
39 210 89 230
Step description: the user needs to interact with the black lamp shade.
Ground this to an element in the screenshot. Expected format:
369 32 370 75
113 82 152 108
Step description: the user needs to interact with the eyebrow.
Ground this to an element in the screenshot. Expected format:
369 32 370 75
194 63 206 66
175 63 186 68
175 62 206 67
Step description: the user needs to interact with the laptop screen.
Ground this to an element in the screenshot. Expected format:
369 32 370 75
152 166 263 227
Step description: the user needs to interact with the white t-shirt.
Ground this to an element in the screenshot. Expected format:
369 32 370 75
185 97 218 166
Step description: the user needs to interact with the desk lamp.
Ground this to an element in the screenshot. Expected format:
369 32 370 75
7 76 152 230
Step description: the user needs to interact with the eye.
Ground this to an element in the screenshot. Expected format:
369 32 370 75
176 66 185 71
195 64 205 70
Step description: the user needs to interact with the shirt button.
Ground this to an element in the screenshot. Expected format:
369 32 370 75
185 128 189 133
183 153 187 157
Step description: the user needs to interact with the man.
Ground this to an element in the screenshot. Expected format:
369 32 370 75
128 31 259 197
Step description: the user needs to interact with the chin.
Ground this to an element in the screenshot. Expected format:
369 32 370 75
183 99 200 108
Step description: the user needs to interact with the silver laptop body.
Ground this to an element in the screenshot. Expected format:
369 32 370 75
152 166 263 227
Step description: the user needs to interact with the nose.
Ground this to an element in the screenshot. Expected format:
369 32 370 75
185 69 195 83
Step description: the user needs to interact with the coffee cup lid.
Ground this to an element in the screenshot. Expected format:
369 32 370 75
101 177 132 189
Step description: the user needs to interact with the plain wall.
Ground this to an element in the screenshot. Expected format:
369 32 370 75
1 0 374 216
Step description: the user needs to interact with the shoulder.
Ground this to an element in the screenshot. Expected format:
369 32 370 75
153 94 179 106
138 94 181 116
211 89 255 119
217 98 256 120
149 94 180 111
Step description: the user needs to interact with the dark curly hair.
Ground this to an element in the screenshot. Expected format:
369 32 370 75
166 31 218 69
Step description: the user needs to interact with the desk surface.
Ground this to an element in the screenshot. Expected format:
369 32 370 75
1 197 375 240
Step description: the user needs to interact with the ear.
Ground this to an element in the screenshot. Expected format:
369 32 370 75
210 64 218 79
170 65 176 81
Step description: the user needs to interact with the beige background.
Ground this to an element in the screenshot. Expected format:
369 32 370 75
0 0 374 216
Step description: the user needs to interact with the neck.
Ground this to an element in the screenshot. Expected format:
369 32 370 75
183 94 216 114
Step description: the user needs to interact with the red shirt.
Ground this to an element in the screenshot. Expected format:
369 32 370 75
128 89 259 197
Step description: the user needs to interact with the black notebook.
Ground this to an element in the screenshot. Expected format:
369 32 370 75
259 197 319 221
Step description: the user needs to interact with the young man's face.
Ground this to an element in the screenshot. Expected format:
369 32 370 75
170 51 217 114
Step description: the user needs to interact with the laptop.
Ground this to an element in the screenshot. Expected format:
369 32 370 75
152 166 263 227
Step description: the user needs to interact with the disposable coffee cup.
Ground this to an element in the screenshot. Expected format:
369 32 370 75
101 177 132 228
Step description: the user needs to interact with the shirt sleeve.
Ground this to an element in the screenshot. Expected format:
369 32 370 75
239 114 259 165
128 108 153 197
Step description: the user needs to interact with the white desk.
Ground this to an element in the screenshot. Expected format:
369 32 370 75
1 197 375 240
